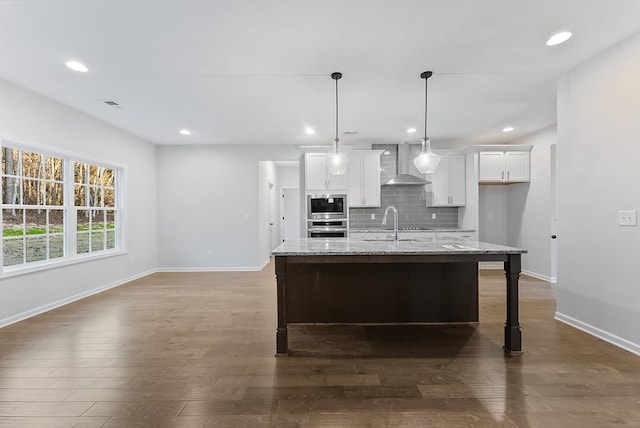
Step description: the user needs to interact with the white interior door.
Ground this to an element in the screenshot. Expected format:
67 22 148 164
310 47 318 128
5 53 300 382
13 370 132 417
282 188 301 241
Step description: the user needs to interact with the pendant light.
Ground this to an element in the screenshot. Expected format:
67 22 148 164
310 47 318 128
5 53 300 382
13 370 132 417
413 71 440 174
327 72 349 175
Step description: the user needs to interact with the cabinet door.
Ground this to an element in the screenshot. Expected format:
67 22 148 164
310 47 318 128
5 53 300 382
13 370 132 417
449 155 466 206
362 155 380 206
305 153 328 190
430 156 451 206
505 151 529 182
479 152 505 182
348 155 364 206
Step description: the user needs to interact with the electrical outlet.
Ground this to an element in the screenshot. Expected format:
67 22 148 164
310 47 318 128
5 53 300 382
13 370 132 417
207 250 213 258
243 213 249 221
432 213 436 219
618 210 637 226
129 257 134 265
370 214 375 220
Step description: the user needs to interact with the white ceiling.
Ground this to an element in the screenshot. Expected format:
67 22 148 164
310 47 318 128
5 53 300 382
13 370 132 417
1 0 640 147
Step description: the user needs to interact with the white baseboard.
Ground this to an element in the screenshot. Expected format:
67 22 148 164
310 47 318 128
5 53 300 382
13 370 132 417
158 259 270 273
522 269 556 284
0 268 157 329
555 312 640 357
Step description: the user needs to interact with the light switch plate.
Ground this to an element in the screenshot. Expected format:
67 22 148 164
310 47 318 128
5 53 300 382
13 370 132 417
618 210 637 226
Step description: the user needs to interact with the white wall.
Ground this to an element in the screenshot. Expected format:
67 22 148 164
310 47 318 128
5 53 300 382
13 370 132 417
507 126 556 282
557 31 640 354
478 186 508 245
0 79 157 326
277 165 300 189
156 145 301 270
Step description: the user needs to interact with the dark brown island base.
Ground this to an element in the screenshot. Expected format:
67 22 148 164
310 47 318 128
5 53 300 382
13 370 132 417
272 237 527 356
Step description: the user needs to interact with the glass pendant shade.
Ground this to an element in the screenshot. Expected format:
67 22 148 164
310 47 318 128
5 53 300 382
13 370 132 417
327 138 349 175
414 138 440 174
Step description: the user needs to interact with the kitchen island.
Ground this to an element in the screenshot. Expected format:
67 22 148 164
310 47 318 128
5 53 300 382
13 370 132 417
272 237 527 355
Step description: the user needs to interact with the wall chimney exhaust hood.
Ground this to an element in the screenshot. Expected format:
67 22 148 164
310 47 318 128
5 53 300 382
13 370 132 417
384 144 430 186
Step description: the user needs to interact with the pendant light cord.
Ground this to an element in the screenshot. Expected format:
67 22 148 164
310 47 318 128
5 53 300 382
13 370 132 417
335 77 339 143
424 75 428 141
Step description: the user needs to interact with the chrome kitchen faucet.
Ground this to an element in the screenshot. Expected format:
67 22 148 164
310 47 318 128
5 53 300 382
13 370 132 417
382 206 399 241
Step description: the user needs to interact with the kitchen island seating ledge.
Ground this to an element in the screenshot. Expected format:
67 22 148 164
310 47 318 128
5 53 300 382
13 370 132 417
272 237 527 356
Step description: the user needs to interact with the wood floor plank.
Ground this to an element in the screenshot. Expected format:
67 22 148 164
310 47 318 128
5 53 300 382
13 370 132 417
0 416 109 428
0 264 638 426
0 402 94 417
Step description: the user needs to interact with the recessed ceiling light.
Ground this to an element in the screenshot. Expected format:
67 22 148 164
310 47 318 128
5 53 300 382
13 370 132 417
65 60 88 72
179 129 191 135
305 127 315 135
546 31 572 46
502 126 515 133
406 127 417 134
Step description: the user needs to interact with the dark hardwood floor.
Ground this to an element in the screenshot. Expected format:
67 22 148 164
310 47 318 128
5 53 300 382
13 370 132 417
1 262 640 427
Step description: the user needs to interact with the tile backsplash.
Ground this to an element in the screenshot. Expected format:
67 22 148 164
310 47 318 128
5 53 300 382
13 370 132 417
349 144 459 230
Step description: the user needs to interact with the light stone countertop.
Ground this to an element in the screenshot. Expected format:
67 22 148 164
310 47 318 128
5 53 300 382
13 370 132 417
348 228 476 233
272 237 526 256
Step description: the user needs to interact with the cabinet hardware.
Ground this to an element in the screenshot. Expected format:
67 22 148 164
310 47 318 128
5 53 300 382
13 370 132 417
507 171 510 180
501 171 504 180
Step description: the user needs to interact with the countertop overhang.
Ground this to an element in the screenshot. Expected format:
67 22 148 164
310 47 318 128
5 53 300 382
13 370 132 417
272 237 527 257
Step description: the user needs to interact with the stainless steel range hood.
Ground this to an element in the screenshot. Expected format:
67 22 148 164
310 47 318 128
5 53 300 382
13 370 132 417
384 144 430 186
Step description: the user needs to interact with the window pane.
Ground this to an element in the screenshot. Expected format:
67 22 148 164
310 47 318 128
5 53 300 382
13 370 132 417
106 230 115 250
77 210 90 232
45 156 63 181
25 209 46 235
91 210 105 230
74 162 86 184
89 186 101 207
103 168 115 187
22 152 43 178
77 232 90 254
3 237 24 266
2 147 19 176
45 182 64 206
74 185 86 207
89 165 98 185
49 234 64 259
2 177 21 205
91 230 105 252
3 209 23 237
23 179 46 205
104 188 115 207
26 235 46 262
49 209 64 234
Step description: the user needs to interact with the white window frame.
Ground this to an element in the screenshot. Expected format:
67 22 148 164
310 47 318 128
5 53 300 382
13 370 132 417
1 139 126 278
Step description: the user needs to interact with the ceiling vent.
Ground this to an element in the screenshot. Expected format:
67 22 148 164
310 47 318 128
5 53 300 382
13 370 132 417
102 100 124 109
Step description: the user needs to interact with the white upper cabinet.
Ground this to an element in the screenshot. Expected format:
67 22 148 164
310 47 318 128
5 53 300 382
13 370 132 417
479 150 530 183
305 153 348 191
348 151 382 207
428 154 466 207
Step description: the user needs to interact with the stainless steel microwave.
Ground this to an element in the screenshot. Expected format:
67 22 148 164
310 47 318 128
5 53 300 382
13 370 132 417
307 194 347 220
